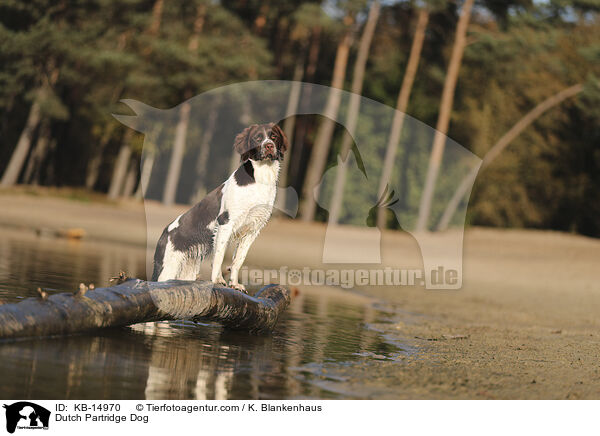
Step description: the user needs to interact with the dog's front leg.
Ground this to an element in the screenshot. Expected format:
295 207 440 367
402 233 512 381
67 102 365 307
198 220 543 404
211 224 233 286
228 232 260 292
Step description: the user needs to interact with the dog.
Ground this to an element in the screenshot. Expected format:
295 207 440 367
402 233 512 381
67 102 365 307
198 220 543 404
151 122 288 292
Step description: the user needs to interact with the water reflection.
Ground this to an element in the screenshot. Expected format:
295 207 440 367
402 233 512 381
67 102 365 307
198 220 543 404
0 230 403 399
0 230 146 300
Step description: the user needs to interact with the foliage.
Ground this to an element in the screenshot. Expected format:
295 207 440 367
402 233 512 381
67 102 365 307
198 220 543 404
0 0 598 236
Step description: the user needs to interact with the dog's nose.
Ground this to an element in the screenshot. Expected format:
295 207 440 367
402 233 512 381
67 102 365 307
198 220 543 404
264 142 275 153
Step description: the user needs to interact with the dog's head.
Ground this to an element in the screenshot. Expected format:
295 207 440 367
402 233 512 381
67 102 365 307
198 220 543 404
234 123 288 162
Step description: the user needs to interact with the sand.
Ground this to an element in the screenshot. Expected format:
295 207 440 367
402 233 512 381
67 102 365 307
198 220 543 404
1 188 599 399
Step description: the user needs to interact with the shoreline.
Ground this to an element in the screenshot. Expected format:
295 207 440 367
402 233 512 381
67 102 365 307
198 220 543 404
2 189 600 398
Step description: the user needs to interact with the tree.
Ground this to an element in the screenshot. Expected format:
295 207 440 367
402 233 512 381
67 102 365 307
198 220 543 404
415 0 475 231
107 129 134 199
277 3 335 212
286 4 331 192
436 83 584 230
85 30 133 190
0 280 291 339
1 54 60 186
22 120 50 184
375 6 430 229
162 3 206 206
299 2 361 221
326 0 381 225
190 96 221 202
1 88 45 186
107 0 164 199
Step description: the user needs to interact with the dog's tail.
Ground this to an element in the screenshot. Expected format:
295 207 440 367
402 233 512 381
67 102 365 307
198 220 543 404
151 228 169 281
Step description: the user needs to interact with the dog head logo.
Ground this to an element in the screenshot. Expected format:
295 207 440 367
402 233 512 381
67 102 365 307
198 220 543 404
3 402 50 434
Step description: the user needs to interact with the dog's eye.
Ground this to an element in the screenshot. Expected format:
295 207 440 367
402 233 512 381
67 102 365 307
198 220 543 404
270 132 277 139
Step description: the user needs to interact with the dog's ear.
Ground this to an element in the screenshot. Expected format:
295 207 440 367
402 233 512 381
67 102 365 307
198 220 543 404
234 125 255 155
272 124 288 153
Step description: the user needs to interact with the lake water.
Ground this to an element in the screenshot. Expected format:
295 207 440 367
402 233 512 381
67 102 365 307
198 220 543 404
0 229 408 399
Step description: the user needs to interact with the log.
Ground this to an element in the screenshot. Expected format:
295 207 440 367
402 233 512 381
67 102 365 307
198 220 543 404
0 280 291 340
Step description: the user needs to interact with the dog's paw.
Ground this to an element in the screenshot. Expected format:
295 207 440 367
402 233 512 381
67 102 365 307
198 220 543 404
213 277 227 287
228 281 247 293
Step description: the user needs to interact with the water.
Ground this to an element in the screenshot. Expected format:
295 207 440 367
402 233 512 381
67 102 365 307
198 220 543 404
0 229 406 399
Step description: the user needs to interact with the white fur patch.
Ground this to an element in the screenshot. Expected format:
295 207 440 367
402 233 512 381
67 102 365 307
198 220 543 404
251 160 280 185
168 214 182 232
158 237 197 281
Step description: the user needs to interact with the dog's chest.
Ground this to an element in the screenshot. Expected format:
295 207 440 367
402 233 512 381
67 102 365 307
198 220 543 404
223 161 279 233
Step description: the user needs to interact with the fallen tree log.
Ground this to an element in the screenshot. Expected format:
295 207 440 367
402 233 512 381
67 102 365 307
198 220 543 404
0 279 291 340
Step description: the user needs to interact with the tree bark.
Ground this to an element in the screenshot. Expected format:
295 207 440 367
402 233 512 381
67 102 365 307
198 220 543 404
0 280 291 340
121 156 138 198
86 122 116 190
108 130 133 200
148 0 164 35
190 97 220 203
376 7 429 229
86 33 129 190
289 26 321 185
275 58 305 213
163 102 191 206
299 16 355 221
1 60 59 187
88 7 155 191
436 83 584 231
416 0 474 231
326 1 381 225
23 120 51 185
162 4 206 206
135 151 155 199
1 90 44 186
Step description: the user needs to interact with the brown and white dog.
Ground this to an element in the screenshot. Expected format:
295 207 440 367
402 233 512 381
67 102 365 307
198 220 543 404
151 123 288 292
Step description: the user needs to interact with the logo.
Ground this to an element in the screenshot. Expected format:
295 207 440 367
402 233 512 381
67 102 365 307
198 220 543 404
114 81 481 289
3 402 50 434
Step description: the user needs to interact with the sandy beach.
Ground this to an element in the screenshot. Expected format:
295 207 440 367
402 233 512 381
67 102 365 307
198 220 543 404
1 188 599 399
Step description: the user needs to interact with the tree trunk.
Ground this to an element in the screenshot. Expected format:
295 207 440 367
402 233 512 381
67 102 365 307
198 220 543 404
121 156 138 198
1 90 44 186
108 130 133 200
274 18 290 76
326 1 381 225
289 26 322 185
415 0 474 231
190 98 220 203
436 83 584 231
86 35 128 190
23 120 51 185
88 5 156 191
86 122 116 190
1 61 58 187
44 138 58 186
0 280 291 340
162 5 206 206
148 0 163 35
135 151 155 199
299 17 355 221
376 8 429 229
163 102 190 206
275 58 305 213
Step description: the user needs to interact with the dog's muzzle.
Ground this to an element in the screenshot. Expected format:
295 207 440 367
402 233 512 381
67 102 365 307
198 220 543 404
262 140 277 159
